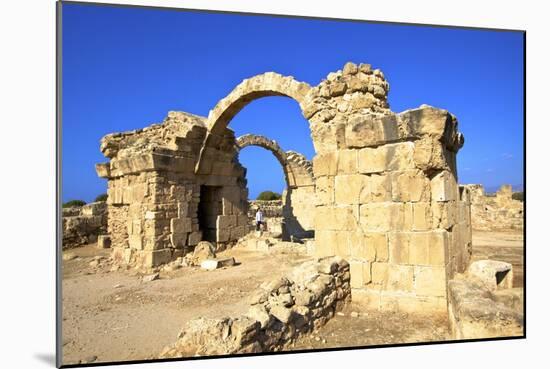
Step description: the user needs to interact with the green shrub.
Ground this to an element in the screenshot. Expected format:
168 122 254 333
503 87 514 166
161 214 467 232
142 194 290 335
512 192 524 201
94 193 108 202
256 191 282 201
62 200 86 208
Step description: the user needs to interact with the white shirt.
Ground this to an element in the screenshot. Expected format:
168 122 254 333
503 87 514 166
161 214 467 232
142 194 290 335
255 211 264 222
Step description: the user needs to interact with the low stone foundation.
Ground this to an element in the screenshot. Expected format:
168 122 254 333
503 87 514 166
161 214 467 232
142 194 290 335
62 201 107 249
159 256 350 357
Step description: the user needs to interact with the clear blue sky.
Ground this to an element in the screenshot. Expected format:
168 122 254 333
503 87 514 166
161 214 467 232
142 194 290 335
61 3 524 202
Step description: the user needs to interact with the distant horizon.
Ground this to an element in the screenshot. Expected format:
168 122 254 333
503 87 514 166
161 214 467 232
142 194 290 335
61 3 524 203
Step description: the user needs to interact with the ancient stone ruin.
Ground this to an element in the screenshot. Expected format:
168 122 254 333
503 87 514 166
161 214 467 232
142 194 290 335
463 184 524 231
62 201 107 249
96 62 473 315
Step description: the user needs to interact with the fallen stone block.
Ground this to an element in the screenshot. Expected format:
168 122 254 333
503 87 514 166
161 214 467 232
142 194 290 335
200 257 236 271
467 260 513 291
142 273 160 282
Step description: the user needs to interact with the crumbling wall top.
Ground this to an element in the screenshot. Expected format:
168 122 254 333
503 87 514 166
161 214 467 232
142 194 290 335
99 111 207 160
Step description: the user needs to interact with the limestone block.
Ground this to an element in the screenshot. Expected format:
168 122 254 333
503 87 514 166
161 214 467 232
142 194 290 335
314 230 337 257
391 170 429 202
230 226 247 241
246 305 271 329
412 202 432 231
371 262 389 284
128 234 143 250
357 147 386 174
170 217 192 234
350 260 371 288
388 232 410 264
349 231 375 261
428 230 449 266
177 202 190 218
360 203 411 232
351 289 381 310
431 170 457 202
315 176 334 205
217 215 237 229
386 264 414 292
221 198 233 216
405 105 450 138
414 266 447 297
216 228 230 243
170 232 187 249
359 174 392 203
431 201 457 229
237 215 249 227
210 161 234 177
201 257 236 271
344 115 391 147
379 292 447 314
95 163 110 178
408 233 429 265
372 233 389 262
143 248 173 267
385 143 415 171
337 149 358 174
315 206 357 231
334 174 367 205
313 152 338 177
188 231 202 246
467 260 513 291
333 231 351 257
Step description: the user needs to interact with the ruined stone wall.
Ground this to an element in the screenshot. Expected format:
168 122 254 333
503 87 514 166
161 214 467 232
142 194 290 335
62 201 107 249
301 63 467 313
97 112 249 267
97 62 471 316
159 257 350 357
464 184 524 231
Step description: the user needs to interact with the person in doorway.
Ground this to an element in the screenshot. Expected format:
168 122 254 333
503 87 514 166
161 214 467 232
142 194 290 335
255 208 264 231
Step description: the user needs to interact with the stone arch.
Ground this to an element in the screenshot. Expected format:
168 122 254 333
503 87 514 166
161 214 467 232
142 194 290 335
234 134 316 239
235 134 315 189
194 73 312 174
206 73 312 135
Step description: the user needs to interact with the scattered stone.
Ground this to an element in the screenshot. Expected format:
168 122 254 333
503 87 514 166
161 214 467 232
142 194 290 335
63 253 77 261
270 304 293 324
142 273 159 282
89 260 100 268
200 257 235 271
113 284 123 289
351 311 359 318
246 304 271 329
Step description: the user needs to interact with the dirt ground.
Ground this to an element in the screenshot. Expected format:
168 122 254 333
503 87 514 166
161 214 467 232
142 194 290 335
471 230 524 287
61 244 312 365
290 303 450 350
61 229 524 364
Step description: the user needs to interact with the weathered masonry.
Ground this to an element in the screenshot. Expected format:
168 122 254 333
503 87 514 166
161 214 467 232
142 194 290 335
236 134 315 238
97 62 472 313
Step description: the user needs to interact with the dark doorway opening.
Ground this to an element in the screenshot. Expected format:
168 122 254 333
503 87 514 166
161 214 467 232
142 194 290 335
198 185 222 243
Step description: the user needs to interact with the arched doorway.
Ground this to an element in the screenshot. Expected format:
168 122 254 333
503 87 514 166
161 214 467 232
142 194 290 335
235 134 315 240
